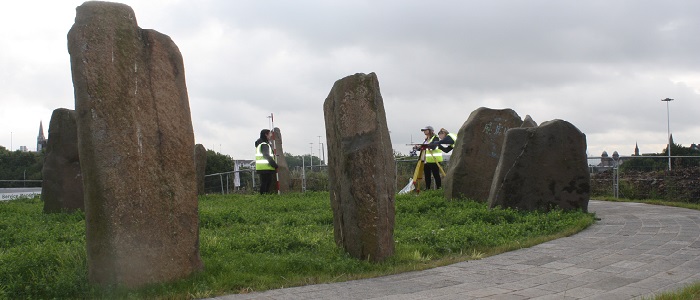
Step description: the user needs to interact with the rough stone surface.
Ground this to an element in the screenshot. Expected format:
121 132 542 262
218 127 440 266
323 72 395 262
271 127 291 193
521 114 538 127
444 107 523 202
194 144 206 195
488 119 590 212
68 2 203 287
42 108 84 213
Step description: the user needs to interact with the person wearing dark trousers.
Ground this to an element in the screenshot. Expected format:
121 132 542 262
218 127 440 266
417 125 443 189
255 129 279 194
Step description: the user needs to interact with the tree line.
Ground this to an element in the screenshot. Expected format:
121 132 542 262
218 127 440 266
0 146 327 186
620 142 700 172
0 146 44 187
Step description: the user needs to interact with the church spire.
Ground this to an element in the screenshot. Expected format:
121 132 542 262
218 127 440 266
634 142 639 156
37 121 46 152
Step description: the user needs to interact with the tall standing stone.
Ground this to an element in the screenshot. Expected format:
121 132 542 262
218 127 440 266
323 72 395 262
444 107 523 202
271 127 291 193
194 144 207 195
488 120 590 212
42 108 84 213
68 2 203 287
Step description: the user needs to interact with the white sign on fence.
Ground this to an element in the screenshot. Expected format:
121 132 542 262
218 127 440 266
0 188 41 201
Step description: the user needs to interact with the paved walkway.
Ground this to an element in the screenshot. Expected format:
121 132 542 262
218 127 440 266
213 200 700 300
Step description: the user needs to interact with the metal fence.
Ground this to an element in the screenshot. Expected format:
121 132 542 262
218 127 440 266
589 156 700 203
0 180 43 188
5 155 696 202
203 158 451 195
209 156 700 203
203 169 256 194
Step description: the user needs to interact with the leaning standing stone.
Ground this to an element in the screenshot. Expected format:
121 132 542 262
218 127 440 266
324 72 395 262
488 120 590 212
42 108 84 213
194 144 207 195
271 127 291 193
444 107 523 202
68 2 203 287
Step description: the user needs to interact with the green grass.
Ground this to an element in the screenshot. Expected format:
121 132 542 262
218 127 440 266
0 190 595 299
646 282 700 300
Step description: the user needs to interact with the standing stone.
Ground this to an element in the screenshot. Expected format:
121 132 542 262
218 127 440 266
42 108 84 213
521 115 538 128
488 120 590 212
323 72 395 262
194 144 207 195
270 127 291 193
444 107 523 202
68 2 203 287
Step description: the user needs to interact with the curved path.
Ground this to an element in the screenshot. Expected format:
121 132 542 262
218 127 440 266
213 200 700 300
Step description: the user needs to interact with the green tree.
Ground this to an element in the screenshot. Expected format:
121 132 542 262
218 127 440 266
283 152 320 169
0 146 43 187
619 155 664 172
622 143 700 172
663 142 700 169
205 150 235 174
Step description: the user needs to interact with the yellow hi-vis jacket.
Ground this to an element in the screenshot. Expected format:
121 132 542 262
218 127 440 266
255 142 276 171
425 135 443 163
447 133 457 147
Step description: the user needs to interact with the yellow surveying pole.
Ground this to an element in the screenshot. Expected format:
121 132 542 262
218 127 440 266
411 148 425 194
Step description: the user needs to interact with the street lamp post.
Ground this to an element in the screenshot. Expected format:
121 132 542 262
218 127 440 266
318 136 321 165
661 98 674 171
320 142 325 165
309 143 313 169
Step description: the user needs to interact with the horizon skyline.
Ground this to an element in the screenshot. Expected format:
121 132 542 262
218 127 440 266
3 119 695 160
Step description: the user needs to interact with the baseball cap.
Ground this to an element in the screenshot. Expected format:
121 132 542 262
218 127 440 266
421 126 434 131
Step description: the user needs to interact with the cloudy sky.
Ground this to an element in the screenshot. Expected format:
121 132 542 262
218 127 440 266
1 0 698 163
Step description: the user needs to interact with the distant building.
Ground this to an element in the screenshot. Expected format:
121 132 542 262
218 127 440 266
37 121 46 152
595 150 625 170
598 151 614 167
19 146 28 152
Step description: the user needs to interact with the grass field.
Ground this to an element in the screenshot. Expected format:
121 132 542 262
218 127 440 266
0 190 595 299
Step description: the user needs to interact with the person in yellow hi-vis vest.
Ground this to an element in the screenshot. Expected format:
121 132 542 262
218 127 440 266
418 125 443 189
255 129 279 194
431 128 458 153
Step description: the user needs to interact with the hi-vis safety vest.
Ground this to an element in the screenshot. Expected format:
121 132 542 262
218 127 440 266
425 136 443 163
255 142 276 171
447 133 457 147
